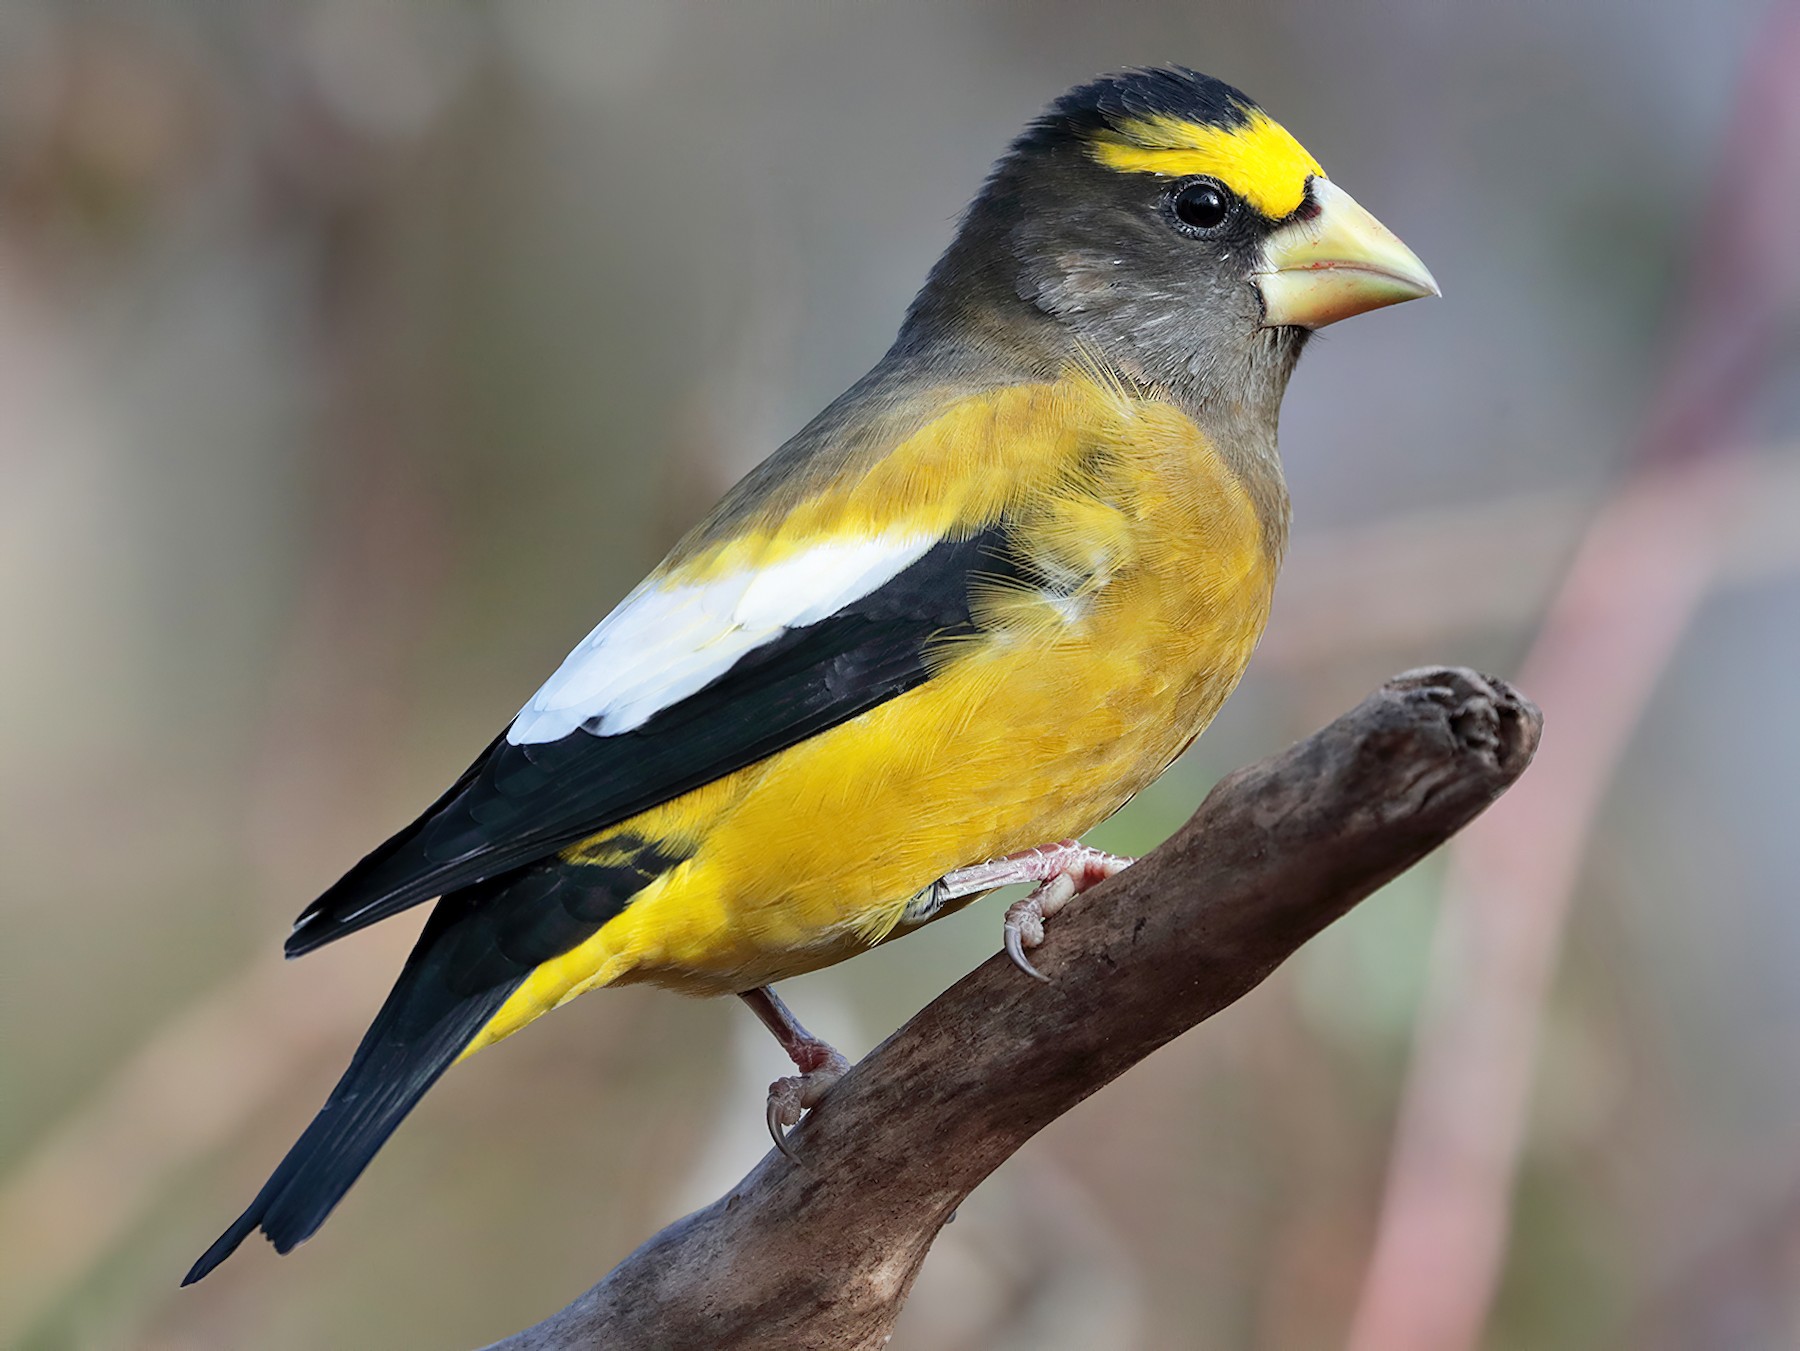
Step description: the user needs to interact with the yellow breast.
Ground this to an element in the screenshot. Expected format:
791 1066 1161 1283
467 375 1281 1049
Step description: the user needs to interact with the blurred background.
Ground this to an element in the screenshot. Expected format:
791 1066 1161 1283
3 1 1798 1347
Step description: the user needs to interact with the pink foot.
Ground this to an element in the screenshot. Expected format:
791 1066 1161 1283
738 987 851 1161
763 1040 851 1162
933 841 1134 981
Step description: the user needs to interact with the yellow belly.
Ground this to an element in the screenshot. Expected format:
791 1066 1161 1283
465 390 1280 1053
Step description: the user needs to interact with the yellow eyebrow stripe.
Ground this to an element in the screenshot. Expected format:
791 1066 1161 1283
1088 109 1324 219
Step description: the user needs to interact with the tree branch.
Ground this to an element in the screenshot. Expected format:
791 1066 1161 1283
483 667 1540 1351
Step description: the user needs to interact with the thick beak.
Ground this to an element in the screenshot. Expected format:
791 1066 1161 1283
1255 178 1439 329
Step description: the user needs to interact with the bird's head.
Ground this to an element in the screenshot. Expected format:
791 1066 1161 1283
912 68 1438 415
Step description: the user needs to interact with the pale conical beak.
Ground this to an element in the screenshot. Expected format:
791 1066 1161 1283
1254 178 1439 329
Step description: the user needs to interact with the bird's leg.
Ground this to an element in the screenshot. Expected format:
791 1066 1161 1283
738 986 851 1162
931 840 1134 982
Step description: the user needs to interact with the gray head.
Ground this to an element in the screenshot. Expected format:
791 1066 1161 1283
904 68 1437 424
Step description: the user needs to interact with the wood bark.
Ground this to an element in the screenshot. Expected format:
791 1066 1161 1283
484 666 1541 1351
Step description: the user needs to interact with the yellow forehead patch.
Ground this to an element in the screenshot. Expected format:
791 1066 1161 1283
1089 110 1324 219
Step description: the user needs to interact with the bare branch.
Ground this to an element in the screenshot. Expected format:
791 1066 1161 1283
483 667 1540 1351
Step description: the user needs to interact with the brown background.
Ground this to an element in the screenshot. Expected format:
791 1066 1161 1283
2 2 1796 1347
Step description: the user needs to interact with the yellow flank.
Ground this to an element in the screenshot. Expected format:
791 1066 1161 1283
1088 110 1323 219
461 372 1282 1057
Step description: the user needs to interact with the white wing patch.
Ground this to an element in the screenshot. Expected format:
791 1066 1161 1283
506 532 939 745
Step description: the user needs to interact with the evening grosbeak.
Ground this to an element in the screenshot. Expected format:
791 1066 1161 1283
186 66 1436 1282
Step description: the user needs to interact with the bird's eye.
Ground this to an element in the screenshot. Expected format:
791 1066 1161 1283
1171 180 1231 231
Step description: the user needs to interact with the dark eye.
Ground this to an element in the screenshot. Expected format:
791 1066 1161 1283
1171 180 1230 231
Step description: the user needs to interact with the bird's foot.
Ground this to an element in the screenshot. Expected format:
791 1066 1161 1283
933 841 1133 981
764 1040 851 1162
738 986 851 1161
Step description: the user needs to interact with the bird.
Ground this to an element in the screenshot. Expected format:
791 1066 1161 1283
184 65 1436 1284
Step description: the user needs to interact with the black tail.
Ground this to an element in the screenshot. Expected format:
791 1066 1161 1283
183 896 526 1284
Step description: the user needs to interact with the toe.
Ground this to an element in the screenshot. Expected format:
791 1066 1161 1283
766 1080 805 1160
1004 920 1050 981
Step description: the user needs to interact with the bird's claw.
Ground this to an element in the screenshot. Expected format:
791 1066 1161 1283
766 1080 806 1162
763 1048 850 1162
988 845 1133 981
1003 902 1051 981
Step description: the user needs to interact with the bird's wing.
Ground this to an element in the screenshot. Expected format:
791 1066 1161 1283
287 527 1018 955
282 375 1110 956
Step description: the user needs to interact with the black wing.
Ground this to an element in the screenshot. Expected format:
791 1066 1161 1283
286 525 1021 955
189 851 649 1281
